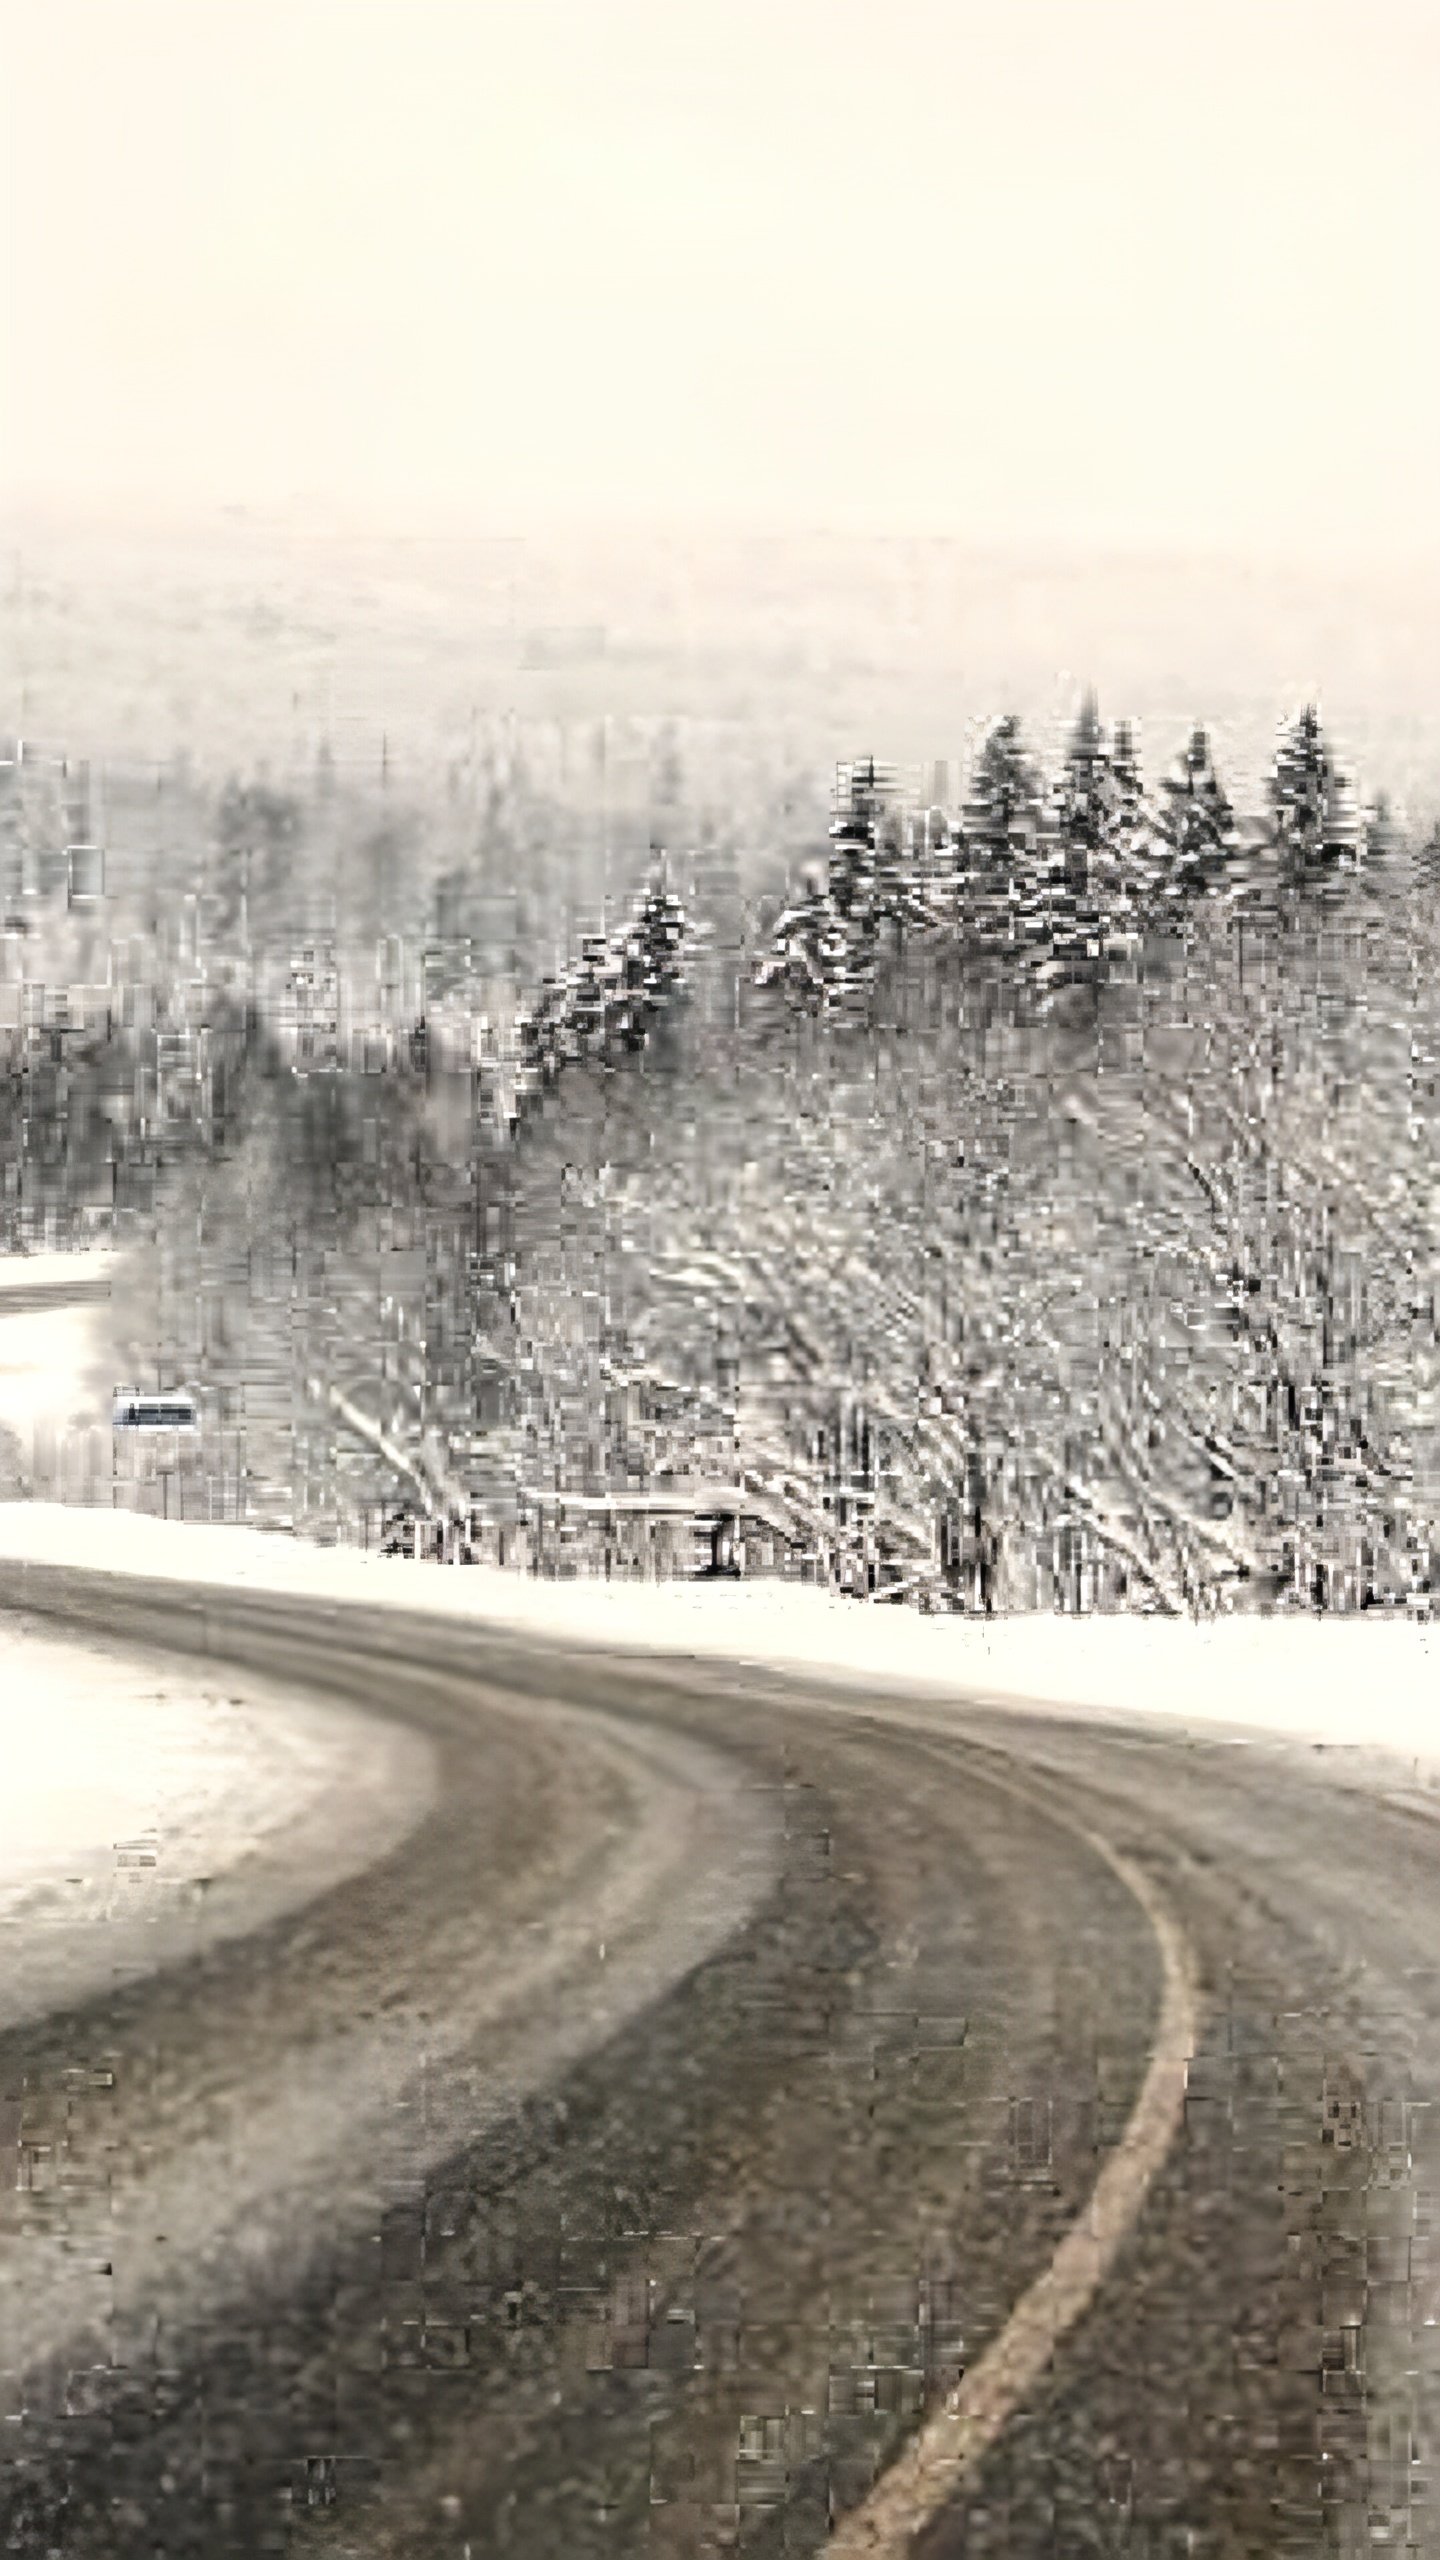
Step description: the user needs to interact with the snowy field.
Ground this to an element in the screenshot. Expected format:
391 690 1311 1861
1 1500 1436 1782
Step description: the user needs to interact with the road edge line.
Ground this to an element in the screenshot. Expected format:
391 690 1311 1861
828 1805 1200 2554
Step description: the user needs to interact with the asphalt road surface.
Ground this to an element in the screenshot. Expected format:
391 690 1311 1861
0 1566 1436 2558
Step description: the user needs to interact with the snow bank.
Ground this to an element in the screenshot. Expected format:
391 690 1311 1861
0 1251 115 1455
1 1502 1435 1776
0 1302 106 1440
0 1619 306 1914
0 1604 427 1938
0 1248 117 1297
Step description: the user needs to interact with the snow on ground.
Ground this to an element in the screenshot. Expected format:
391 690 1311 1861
0 1248 118 1297
1 1613 331 1917
0 1604 431 1923
0 1601 436 2029
1 1501 1435 1779
0 1249 115 1458
0 1302 105 1438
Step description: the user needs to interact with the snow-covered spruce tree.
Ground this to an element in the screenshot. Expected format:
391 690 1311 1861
1054 694 1112 892
1153 725 1241 912
824 757 885 1000
958 716 1045 961
753 758 909 1015
1268 704 1362 905
515 972 569 1098
753 870 853 1014
615 867 690 1047
1108 719 1157 928
508 862 691 1120
586 865 690 1055
566 932 614 1057
827 757 885 927
871 779 936 946
830 756 930 957
1034 692 1120 1001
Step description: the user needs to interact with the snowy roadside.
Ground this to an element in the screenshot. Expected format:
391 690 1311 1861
0 1601 435 2029
0 1302 107 1445
1 1501 1435 1781
0 1249 115 1479
0 1255 439 2019
0 1248 118 1297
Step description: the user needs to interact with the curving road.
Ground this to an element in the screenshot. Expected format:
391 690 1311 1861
0 1565 1436 2556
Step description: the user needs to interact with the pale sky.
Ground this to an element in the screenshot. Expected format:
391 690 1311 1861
3 0 1437 560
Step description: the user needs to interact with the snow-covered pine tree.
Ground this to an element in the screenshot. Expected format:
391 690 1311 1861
828 758 885 930
1107 719 1155 935
1038 693 1115 998
567 932 612 1057
1269 705 1362 904
607 863 690 1051
508 861 691 1117
959 716 1044 960
832 755 922 975
514 972 568 1103
630 865 689 1005
585 862 690 1056
755 760 906 1014
753 870 852 1013
873 796 929 945
1154 725 1240 912
1054 695 1112 893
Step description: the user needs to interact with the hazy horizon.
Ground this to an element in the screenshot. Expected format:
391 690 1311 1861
4 499 1439 828
4 0 1439 817
5 0 1438 567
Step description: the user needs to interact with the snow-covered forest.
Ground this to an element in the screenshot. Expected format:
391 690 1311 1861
3 693 1438 1618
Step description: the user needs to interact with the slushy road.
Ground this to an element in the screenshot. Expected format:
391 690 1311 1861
0 1566 1432 2557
